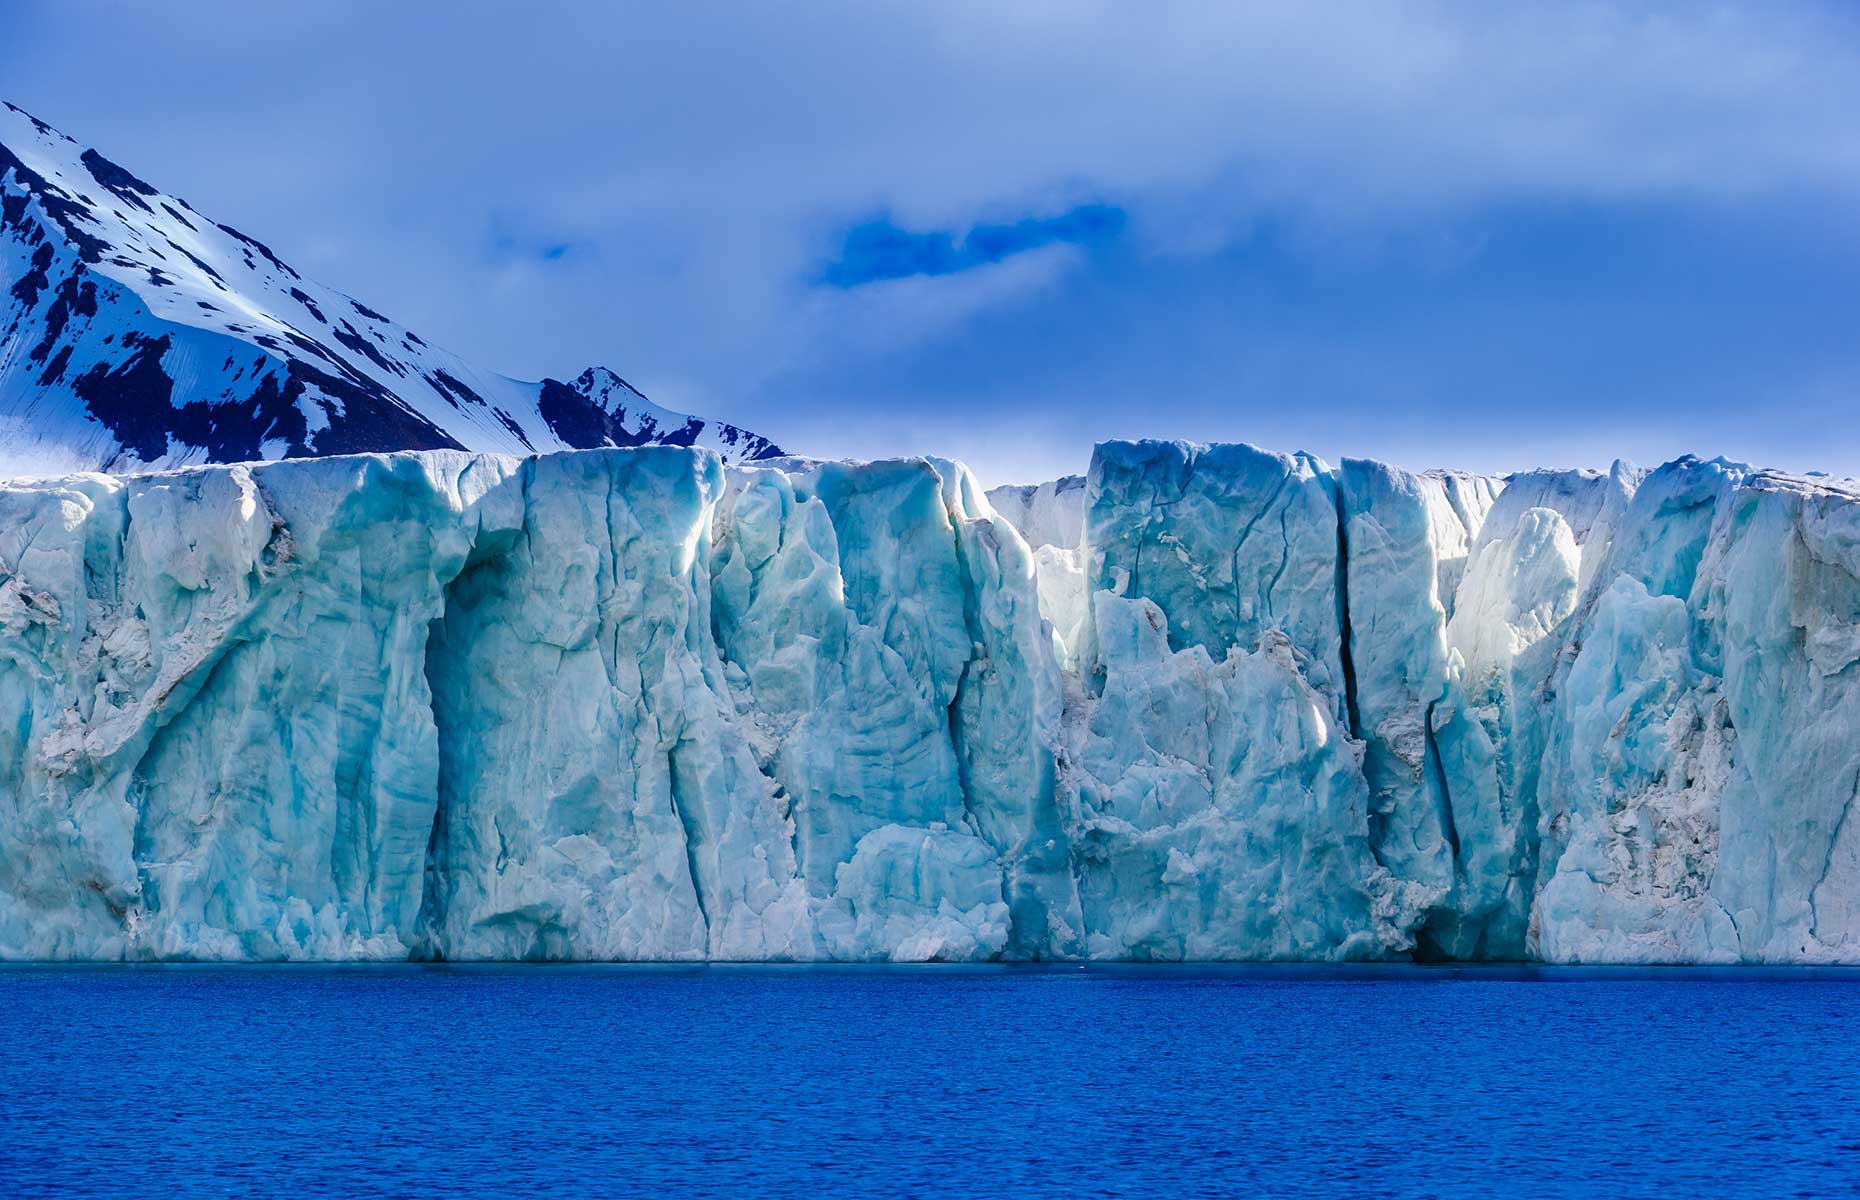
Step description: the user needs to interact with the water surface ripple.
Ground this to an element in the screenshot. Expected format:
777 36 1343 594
2 964 1857 1198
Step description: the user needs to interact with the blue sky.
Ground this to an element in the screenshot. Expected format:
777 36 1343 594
6 2 1860 484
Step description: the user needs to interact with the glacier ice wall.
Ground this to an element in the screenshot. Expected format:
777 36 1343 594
0 441 1855 962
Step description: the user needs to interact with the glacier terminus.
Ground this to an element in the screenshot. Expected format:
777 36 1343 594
0 439 1855 964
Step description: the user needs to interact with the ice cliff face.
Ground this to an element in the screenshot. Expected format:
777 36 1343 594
0 440 1855 962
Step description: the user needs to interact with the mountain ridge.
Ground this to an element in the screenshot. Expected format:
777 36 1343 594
0 101 783 474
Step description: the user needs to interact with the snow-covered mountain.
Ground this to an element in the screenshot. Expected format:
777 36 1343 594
0 102 782 474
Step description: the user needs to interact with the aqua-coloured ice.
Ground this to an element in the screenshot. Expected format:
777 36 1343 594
0 442 1855 962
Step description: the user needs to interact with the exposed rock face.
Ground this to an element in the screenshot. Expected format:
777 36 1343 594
0 102 781 475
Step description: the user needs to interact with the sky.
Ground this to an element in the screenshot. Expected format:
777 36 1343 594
7 2 1860 486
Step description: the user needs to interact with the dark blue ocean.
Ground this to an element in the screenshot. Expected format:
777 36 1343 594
2 965 1857 1198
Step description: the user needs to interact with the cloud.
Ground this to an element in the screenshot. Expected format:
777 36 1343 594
813 242 1082 351
487 211 586 266
821 205 1124 286
7 1 1860 481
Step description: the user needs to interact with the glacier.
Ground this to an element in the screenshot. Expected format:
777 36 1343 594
0 439 1856 963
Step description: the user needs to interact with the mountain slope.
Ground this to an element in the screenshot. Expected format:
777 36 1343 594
0 102 782 473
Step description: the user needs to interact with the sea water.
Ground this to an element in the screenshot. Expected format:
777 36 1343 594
2 965 1857 1198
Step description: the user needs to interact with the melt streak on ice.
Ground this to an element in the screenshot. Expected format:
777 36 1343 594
0 440 1855 962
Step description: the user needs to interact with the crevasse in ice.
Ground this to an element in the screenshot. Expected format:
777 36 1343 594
0 441 1855 962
